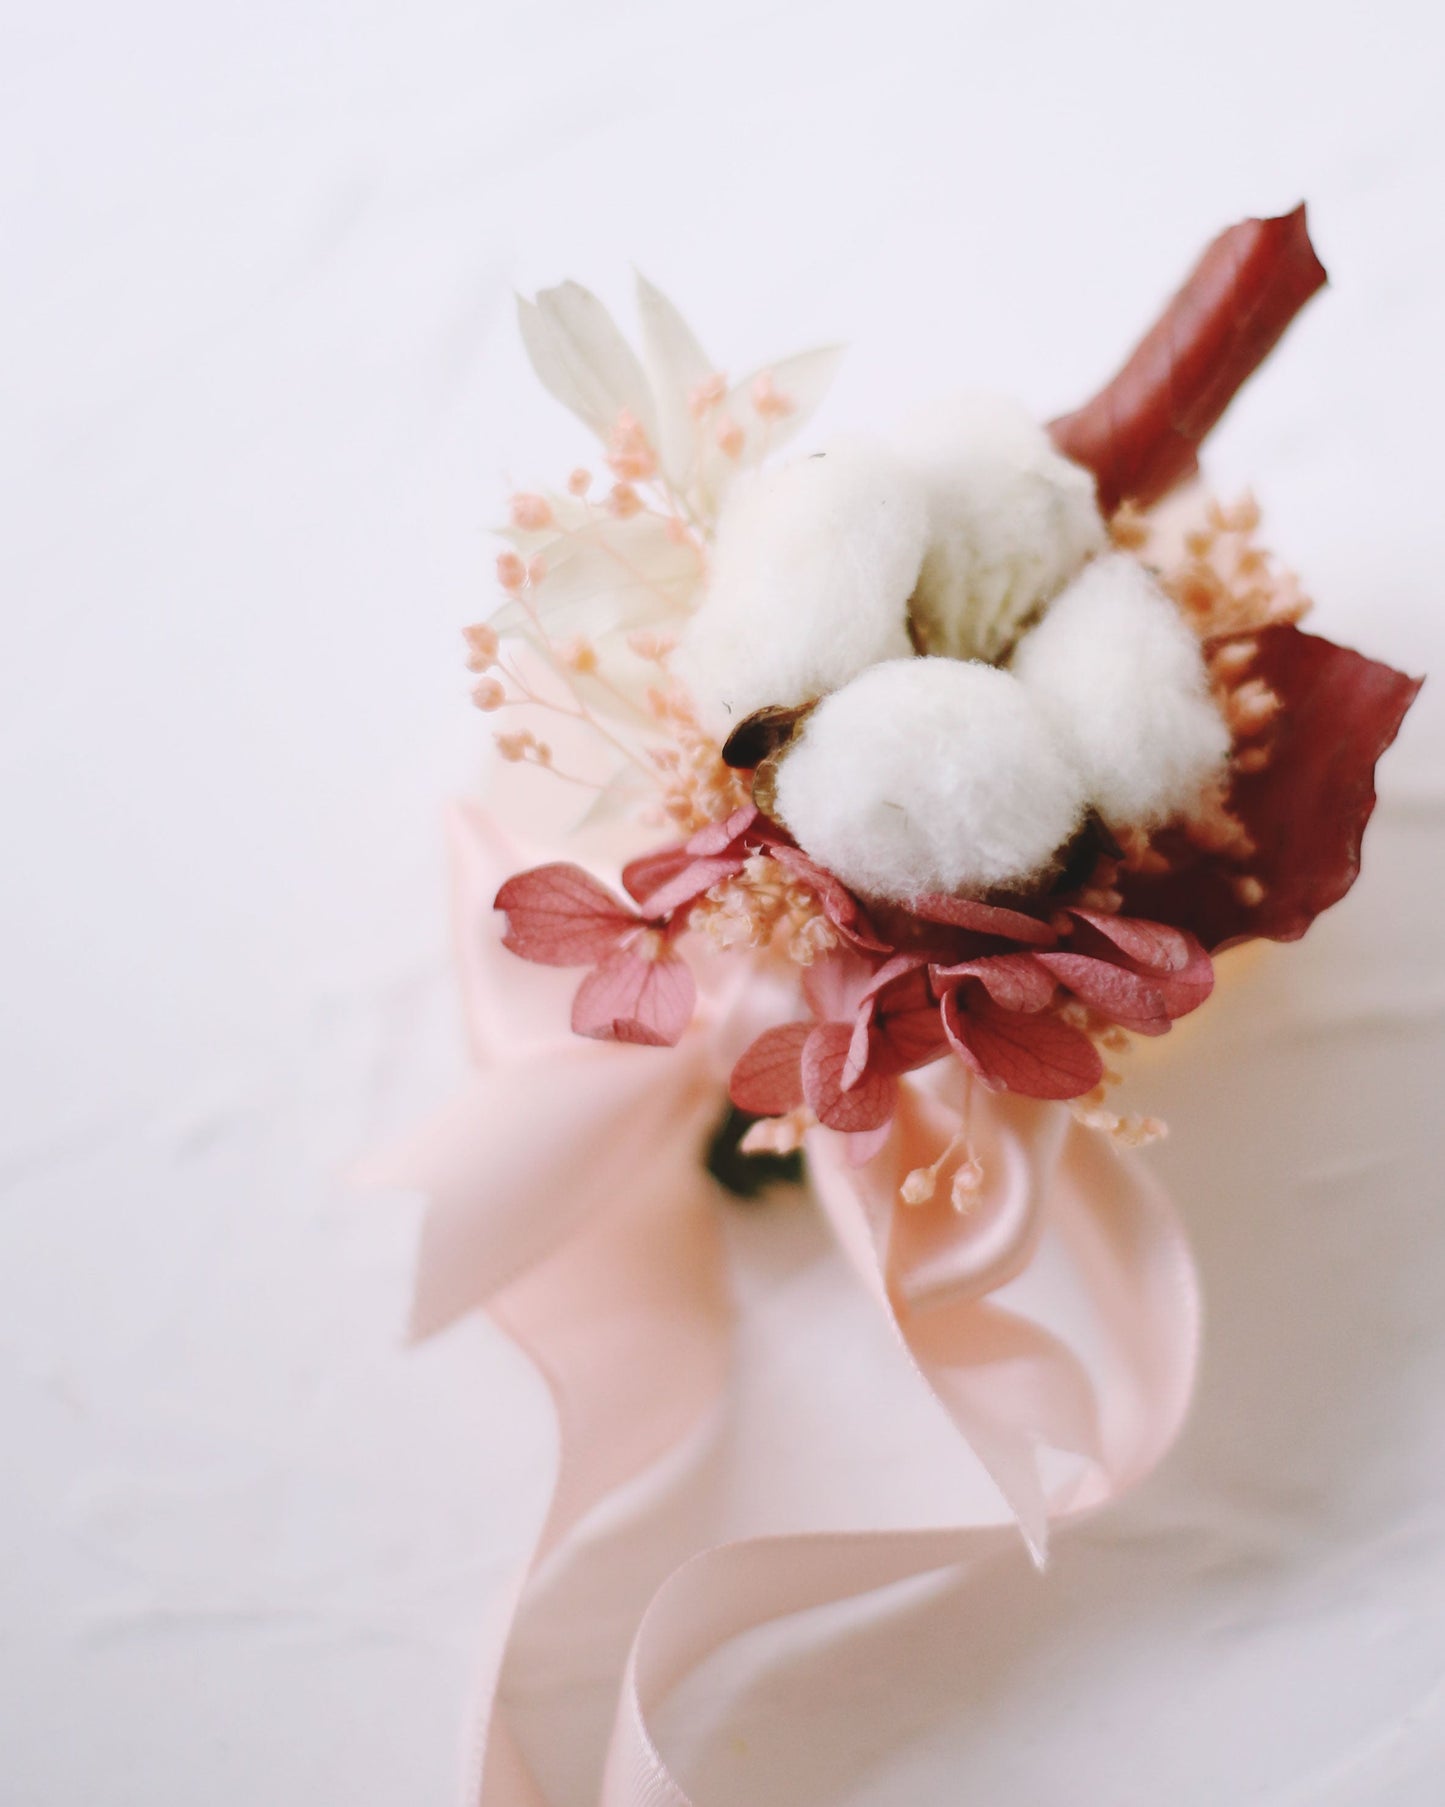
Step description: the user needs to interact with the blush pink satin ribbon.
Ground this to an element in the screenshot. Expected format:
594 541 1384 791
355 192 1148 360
366 801 1201 1806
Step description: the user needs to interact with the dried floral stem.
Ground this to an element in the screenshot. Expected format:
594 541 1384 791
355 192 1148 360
508 595 663 786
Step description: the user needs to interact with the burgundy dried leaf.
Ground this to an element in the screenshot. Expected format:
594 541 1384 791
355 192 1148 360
930 952 1057 1013
802 1022 898 1133
1050 206 1328 512
728 1022 811 1116
1035 952 1172 1036
570 944 696 1046
943 992 1104 1101
1118 626 1423 951
495 863 641 966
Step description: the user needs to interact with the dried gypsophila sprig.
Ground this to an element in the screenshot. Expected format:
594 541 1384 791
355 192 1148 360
481 213 1422 1211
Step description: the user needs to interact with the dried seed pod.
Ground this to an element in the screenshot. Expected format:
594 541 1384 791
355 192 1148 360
721 700 817 769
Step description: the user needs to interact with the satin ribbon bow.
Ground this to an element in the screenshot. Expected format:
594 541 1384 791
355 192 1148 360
367 800 1200 1806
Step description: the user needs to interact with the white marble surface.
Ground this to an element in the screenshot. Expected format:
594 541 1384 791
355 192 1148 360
4 2 1444 1802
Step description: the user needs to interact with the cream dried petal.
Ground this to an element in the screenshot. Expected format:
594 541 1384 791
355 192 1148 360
635 271 714 493
518 282 656 446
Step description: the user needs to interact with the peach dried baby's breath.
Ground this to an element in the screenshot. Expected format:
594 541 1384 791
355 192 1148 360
689 852 838 965
1155 492 1311 642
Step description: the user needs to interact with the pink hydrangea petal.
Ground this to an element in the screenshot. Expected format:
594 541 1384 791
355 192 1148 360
843 1013 872 1091
857 953 929 1005
910 893 1058 946
767 844 891 951
942 993 1104 1101
570 944 696 1046
1146 944 1214 1018
1067 915 1215 1018
495 863 641 966
802 1022 898 1132
621 844 693 907
870 967 951 1074
686 804 759 857
842 965 950 1091
1069 908 1195 974
728 1022 810 1116
801 947 882 1023
1036 951 1172 1036
931 953 1057 1013
634 854 745 918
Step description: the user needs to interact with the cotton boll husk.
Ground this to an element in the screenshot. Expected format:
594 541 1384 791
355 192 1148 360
678 439 928 736
898 392 1106 666
772 657 1087 903
1011 552 1231 830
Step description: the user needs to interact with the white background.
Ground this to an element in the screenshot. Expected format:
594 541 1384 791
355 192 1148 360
4 2 1445 1802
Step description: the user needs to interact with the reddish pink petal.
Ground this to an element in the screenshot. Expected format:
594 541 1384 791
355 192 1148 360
870 966 951 1074
857 953 929 1004
1118 627 1422 951
802 947 882 1023
843 1012 872 1090
635 854 745 918
1036 952 1171 1036
767 844 891 951
495 863 641 966
909 893 1058 946
943 994 1103 1100
844 966 942 1091
1145 942 1214 1018
1069 909 1195 974
728 1022 810 1115
802 1022 898 1133
931 953 1057 1013
687 805 759 857
1066 914 1214 1018
621 844 693 907
571 945 695 1046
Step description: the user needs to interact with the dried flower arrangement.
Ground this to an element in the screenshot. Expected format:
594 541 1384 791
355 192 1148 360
383 207 1427 1806
475 208 1420 1190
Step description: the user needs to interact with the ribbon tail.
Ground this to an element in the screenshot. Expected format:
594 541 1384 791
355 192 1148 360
594 1108 1202 1804
469 1090 732 1805
601 1523 1021 1807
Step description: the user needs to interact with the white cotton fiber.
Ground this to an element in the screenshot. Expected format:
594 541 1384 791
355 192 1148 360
773 657 1086 903
679 439 928 734
1011 553 1230 830
898 393 1106 666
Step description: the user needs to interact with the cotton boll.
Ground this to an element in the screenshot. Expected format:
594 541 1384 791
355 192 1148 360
898 393 1106 666
678 439 928 735
1012 553 1230 830
772 657 1087 903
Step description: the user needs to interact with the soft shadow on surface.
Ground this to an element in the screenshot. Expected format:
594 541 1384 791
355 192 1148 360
657 807 1445 1806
